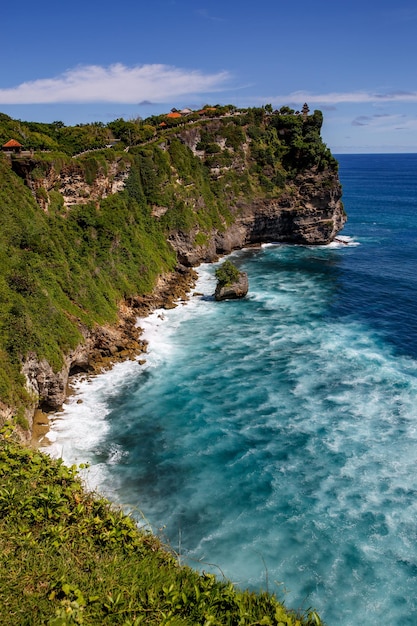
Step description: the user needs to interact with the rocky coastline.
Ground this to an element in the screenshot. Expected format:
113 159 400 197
3 111 347 441
25 167 345 443
27 265 199 443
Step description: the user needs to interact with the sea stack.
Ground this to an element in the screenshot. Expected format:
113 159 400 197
214 260 249 301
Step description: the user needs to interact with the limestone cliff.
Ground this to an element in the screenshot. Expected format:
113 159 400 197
22 312 146 411
21 268 197 423
160 113 345 264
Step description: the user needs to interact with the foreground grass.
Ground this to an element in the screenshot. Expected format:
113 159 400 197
0 428 323 625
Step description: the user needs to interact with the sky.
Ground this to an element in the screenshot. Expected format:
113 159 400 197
2 0 417 153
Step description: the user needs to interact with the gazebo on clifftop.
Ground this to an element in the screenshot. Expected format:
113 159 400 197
2 139 23 154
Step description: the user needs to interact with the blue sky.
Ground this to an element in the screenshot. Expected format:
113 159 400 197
2 0 417 152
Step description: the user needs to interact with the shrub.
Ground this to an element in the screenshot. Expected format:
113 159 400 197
215 259 240 287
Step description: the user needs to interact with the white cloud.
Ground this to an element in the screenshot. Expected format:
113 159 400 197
0 63 230 104
353 110 417 129
266 90 417 105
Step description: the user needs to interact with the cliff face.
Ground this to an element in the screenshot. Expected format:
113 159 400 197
21 167 343 420
22 314 146 411
168 169 345 266
11 156 130 210
162 113 345 264
233 169 345 244
21 268 197 421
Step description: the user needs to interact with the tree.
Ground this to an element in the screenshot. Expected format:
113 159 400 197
279 106 295 115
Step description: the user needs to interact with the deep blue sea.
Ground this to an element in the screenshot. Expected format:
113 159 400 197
45 153 417 625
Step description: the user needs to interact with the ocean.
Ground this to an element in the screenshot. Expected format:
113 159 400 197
44 153 417 625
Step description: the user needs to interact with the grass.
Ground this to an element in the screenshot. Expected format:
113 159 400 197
215 260 241 288
0 426 324 625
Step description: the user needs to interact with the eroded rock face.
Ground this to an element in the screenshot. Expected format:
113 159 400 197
168 169 345 266
21 313 145 424
58 162 130 208
11 158 130 211
214 272 249 301
237 169 345 246
23 354 69 412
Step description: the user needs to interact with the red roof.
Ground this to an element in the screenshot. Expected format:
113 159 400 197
166 112 181 119
2 139 23 148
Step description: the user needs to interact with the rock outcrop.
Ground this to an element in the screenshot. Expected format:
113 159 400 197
11 157 130 211
214 271 249 301
22 312 147 412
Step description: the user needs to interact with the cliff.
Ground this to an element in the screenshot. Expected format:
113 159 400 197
169 168 344 265
22 268 197 413
0 106 345 436
151 112 345 264
10 153 131 211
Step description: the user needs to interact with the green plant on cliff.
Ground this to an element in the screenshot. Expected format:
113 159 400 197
268 109 337 174
0 428 324 626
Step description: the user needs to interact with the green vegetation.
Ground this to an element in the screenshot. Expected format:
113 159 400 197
0 114 112 155
0 153 175 418
215 260 241 288
0 427 323 625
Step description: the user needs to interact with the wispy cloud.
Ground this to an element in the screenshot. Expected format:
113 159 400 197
0 63 231 104
352 115 372 127
196 8 226 22
351 112 417 131
265 90 417 105
352 113 402 127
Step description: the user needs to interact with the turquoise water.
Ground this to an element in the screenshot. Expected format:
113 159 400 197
45 154 417 625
